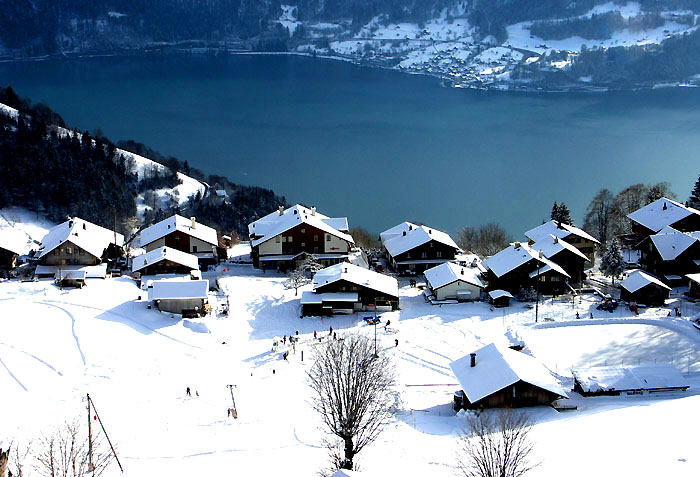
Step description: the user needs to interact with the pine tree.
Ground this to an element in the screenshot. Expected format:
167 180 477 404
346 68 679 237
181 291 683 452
600 238 625 286
689 173 700 209
557 202 573 225
550 202 559 221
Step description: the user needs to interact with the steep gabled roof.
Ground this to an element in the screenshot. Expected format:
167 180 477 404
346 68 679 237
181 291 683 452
132 246 199 273
532 234 590 262
648 226 699 261
249 205 354 248
139 215 217 248
38 218 124 259
424 262 485 290
620 270 671 293
0 227 28 256
449 343 567 404
525 220 599 245
482 242 570 279
627 197 700 233
381 222 459 258
312 262 399 298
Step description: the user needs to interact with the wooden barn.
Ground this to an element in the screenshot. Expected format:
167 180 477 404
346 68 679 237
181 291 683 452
380 222 460 275
139 215 218 268
688 273 700 299
620 270 671 306
450 343 567 410
525 220 599 264
132 246 199 276
301 262 399 316
148 280 209 317
638 226 700 286
572 364 689 396
532 234 590 285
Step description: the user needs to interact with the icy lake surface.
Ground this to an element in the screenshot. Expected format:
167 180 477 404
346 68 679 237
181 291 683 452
1 54 699 235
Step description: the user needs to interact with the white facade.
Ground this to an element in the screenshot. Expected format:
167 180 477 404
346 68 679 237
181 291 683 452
324 233 349 253
433 280 483 301
258 236 283 256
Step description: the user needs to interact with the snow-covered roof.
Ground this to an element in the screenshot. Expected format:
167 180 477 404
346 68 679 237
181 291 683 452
132 246 199 273
139 215 217 248
687 273 700 285
620 270 671 293
525 220 599 245
424 262 485 290
627 197 700 233
573 364 688 393
312 262 399 298
0 226 28 255
532 234 590 262
488 290 513 300
149 279 208 300
648 227 699 261
300 291 359 304
449 343 567 404
249 205 354 248
38 218 124 259
482 242 570 279
381 222 459 258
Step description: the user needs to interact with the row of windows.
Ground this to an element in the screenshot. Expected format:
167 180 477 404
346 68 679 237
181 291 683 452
276 234 331 243
52 246 85 256
406 251 442 259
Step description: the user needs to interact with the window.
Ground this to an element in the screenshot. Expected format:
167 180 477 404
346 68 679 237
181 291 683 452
66 247 72 255
276 236 281 243
314 246 319 253
79 248 85 256
430 242 434 247
436 251 442 258
301 242 306 247
407 252 412 259
288 236 293 243
301 228 306 234
421 252 427 258
551 276 560 282
326 234 331 242
314 235 319 241
192 246 198 253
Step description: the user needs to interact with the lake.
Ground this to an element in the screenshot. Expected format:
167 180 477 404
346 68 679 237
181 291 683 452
1 54 698 238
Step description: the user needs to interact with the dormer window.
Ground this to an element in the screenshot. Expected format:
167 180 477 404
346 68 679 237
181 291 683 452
301 228 306 234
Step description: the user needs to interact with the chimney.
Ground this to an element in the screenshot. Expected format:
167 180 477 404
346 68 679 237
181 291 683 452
344 267 348 273
428 229 432 234
460 268 464 275
279 206 284 215
83 223 86 230
470 353 476 367
402 231 406 236
311 206 316 216
663 202 668 210
191 217 196 229
68 219 73 228
409 225 413 230
553 237 558 243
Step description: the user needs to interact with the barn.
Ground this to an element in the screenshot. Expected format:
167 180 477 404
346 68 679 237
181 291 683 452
148 280 210 317
572 364 689 396
450 343 567 410
620 270 671 306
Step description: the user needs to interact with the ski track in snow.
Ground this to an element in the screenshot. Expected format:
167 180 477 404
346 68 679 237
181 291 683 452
0 341 63 376
0 354 28 391
40 301 87 366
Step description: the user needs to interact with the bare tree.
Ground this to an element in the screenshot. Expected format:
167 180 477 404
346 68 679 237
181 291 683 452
298 255 323 275
645 181 676 204
349 227 378 250
457 223 510 257
33 419 114 477
610 184 648 237
1 446 8 477
307 334 396 471
456 410 539 477
583 188 614 245
284 269 310 296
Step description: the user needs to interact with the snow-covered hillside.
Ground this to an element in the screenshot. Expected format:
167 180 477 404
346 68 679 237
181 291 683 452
2 264 699 476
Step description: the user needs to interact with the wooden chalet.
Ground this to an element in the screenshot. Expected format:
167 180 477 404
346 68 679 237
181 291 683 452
301 262 399 316
139 215 218 268
37 218 123 267
132 246 199 276
482 242 571 296
687 273 700 299
450 343 567 410
249 205 354 271
532 234 590 284
423 262 485 302
620 270 671 306
525 220 599 264
380 222 460 275
0 242 22 271
627 197 700 238
638 226 700 286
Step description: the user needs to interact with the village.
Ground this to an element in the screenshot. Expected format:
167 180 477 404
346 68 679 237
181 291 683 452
1 193 700 475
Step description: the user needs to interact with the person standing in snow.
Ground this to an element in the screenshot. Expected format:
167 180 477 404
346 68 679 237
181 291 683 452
329 326 333 335
186 387 191 397
395 339 398 347
385 319 391 330
314 330 317 339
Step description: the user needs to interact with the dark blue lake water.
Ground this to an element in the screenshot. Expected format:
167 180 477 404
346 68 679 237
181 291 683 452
1 54 698 237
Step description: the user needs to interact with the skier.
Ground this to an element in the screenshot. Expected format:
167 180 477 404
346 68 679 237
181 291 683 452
314 330 317 339
575 312 580 319
395 339 399 347
385 319 391 330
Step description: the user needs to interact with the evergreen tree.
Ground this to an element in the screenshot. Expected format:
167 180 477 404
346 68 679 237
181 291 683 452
550 202 559 221
557 202 573 225
689 173 700 209
600 238 624 286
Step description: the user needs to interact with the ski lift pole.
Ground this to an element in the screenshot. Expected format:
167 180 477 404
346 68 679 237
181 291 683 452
87 394 124 473
227 384 238 418
87 393 93 474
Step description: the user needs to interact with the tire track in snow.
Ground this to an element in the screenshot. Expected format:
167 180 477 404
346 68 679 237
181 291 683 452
0 354 28 391
0 342 63 376
39 301 86 366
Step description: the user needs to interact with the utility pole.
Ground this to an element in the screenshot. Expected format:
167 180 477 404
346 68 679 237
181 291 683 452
535 251 543 324
227 384 238 419
86 393 124 473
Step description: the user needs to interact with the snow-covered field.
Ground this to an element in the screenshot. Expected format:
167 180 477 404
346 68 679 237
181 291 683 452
2 262 700 476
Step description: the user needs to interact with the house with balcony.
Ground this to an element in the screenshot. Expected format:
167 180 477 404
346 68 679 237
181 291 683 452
525 220 599 264
139 215 218 268
380 222 460 275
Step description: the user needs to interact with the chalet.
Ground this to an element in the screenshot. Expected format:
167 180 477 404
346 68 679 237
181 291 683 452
525 220 599 264
380 222 460 275
627 197 700 238
37 218 123 267
482 242 570 296
248 205 354 271
139 215 218 268
132 246 199 276
638 226 700 285
0 231 25 270
619 270 671 306
148 279 209 317
532 234 590 284
488 290 513 308
300 262 399 316
572 364 689 396
423 262 485 302
687 273 700 299
450 343 567 410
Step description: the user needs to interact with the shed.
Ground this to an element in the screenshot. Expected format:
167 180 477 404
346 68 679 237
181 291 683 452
449 343 567 410
488 289 513 308
572 364 689 396
688 273 700 299
620 270 671 306
424 262 485 301
148 280 209 317
55 269 86 288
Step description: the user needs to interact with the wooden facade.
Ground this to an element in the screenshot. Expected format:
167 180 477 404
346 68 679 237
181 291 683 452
314 278 399 310
639 237 700 283
560 235 597 265
632 213 700 238
486 262 568 296
40 240 101 266
547 248 588 285
455 380 562 410
389 240 458 275
0 247 19 270
138 259 196 276
620 282 670 306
